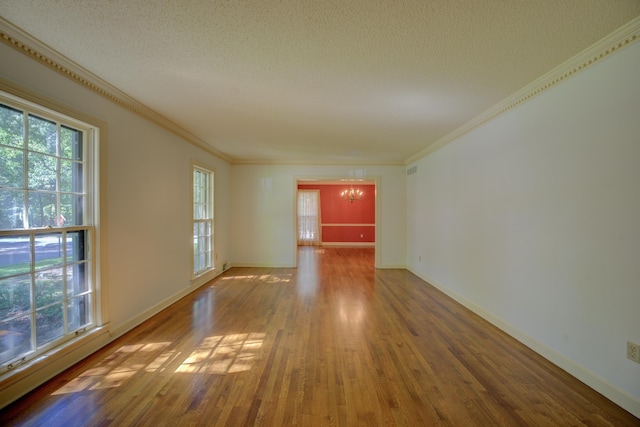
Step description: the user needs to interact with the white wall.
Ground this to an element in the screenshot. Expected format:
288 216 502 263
407 41 640 416
4 19 637 416
0 42 232 336
231 164 406 268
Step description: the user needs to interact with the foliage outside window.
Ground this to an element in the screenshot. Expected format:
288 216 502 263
193 166 214 277
0 94 97 370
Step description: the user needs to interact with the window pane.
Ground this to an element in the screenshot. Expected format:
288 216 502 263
201 200 208 218
28 152 57 191
0 235 31 278
193 181 200 203
0 146 24 188
35 268 63 309
297 191 320 244
0 275 32 320
60 160 83 193
193 168 213 275
66 263 88 297
1 93 96 365
36 303 64 346
0 189 26 230
28 192 57 228
68 294 91 331
201 182 208 204
60 126 82 161
0 315 33 364
67 231 87 262
0 103 24 148
61 193 84 227
28 114 57 155
35 233 63 270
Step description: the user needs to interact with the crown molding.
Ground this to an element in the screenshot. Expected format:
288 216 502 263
0 16 233 164
231 158 404 166
405 16 640 165
3 14 638 168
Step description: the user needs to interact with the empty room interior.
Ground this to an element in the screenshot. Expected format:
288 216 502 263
0 1 640 425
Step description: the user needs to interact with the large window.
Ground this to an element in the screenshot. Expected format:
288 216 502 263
0 92 98 371
193 166 214 277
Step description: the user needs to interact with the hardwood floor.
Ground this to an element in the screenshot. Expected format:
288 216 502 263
1 247 637 426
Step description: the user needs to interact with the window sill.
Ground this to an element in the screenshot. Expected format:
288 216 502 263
0 325 111 408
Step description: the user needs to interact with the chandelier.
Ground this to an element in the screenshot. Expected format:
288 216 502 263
341 186 363 203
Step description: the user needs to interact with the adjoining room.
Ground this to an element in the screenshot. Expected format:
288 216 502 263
1 2 639 424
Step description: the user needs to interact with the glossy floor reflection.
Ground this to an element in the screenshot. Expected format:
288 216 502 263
0 247 637 426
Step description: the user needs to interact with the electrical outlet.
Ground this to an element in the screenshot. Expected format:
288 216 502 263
627 341 640 363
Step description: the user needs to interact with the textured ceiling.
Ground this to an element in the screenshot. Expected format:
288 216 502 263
1 1 639 164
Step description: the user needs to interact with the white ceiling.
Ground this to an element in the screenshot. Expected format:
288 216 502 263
1 1 639 165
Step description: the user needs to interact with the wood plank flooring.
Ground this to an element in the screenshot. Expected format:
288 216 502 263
1 247 637 426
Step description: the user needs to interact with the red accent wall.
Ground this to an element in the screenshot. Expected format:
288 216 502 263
298 184 375 243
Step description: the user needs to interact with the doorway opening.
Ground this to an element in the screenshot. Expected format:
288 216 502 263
294 178 379 268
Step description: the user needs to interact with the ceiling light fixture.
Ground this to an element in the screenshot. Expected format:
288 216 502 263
341 186 363 203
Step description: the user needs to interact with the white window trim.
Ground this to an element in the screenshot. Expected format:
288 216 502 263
191 163 215 280
0 86 104 380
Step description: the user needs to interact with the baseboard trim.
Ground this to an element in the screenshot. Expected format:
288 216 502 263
0 273 223 409
377 264 407 269
110 275 221 340
0 326 111 409
190 268 220 289
321 242 375 247
407 267 640 419
230 263 296 268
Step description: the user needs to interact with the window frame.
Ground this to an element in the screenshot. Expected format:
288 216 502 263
192 164 214 279
297 189 322 246
0 89 102 374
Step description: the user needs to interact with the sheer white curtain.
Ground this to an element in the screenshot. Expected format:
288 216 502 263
297 190 322 246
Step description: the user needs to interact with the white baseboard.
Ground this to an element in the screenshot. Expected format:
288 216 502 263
230 262 296 268
110 273 222 340
0 271 224 409
0 326 111 408
377 264 407 269
407 267 640 419
321 242 375 247
190 267 220 289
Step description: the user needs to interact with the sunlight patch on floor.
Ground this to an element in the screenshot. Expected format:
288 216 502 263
218 274 292 284
51 341 176 395
176 332 265 375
